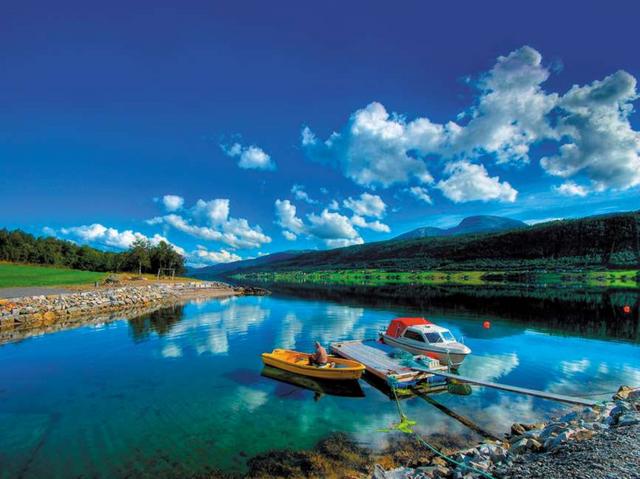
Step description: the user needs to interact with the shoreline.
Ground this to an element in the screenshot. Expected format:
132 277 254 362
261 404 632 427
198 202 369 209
0 281 268 342
210 387 639 479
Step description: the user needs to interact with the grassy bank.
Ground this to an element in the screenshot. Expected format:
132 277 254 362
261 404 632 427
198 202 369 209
0 263 106 288
234 268 640 289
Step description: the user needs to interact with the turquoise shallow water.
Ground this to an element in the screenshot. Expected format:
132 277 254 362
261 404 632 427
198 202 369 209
0 292 639 478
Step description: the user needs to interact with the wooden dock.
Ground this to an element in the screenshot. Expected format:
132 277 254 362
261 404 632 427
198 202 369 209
330 340 448 387
332 339 596 406
423 369 597 407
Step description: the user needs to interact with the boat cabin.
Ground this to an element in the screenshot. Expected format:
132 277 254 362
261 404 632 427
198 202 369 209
385 317 458 345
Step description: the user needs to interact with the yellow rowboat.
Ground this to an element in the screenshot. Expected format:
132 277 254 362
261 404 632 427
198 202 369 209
261 349 366 380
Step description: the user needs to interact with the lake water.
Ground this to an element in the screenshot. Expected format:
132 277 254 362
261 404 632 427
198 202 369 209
0 288 639 478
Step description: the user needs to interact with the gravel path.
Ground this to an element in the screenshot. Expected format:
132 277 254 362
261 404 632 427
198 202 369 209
0 286 72 299
505 424 640 479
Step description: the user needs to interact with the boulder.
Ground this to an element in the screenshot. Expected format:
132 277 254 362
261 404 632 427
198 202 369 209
509 438 529 454
617 413 640 427
572 428 595 441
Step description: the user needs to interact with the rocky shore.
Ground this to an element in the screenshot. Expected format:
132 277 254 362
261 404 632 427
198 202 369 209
0 281 268 339
374 386 640 479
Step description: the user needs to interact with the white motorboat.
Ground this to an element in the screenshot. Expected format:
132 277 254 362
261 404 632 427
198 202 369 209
379 317 471 367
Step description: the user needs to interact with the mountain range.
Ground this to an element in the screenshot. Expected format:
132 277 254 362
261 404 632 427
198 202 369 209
394 215 527 240
223 211 638 274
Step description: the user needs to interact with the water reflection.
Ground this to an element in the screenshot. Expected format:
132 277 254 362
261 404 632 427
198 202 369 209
151 297 271 357
0 288 639 478
128 304 185 341
459 353 520 383
258 282 640 342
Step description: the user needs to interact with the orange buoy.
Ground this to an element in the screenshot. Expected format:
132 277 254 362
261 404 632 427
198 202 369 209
483 320 491 329
623 305 631 314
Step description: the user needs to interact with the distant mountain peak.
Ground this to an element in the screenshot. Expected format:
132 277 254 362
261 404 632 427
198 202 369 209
394 215 526 240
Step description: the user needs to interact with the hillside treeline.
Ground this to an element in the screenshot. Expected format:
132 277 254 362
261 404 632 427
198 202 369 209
0 229 185 274
241 211 640 273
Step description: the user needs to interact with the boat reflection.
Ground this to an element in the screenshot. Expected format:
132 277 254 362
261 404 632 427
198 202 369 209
260 365 365 400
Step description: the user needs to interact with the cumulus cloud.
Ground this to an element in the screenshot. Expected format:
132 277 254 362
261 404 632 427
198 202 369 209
554 181 588 197
162 194 184 212
301 45 640 199
301 102 440 187
436 161 517 203
452 45 558 164
150 198 271 249
541 70 640 190
189 245 242 266
307 209 361 242
221 142 275 170
291 184 317 204
273 198 390 248
274 199 305 238
343 192 387 218
56 223 186 255
282 230 297 241
325 237 364 248
406 186 433 204
350 215 390 233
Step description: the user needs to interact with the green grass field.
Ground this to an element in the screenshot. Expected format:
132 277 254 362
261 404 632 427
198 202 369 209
0 263 107 288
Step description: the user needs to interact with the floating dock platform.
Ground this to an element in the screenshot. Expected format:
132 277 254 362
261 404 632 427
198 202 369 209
330 340 448 387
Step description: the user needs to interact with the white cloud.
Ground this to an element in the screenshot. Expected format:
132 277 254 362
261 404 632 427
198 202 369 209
291 184 317 204
274 199 374 248
162 195 184 212
436 161 517 203
221 142 275 170
192 199 230 225
524 217 563 225
325 237 364 248
406 186 433 204
282 230 297 241
307 209 361 242
554 181 588 197
301 102 440 187
343 192 387 218
350 215 390 233
452 46 558 164
189 245 242 265
151 198 271 249
274 199 305 236
300 46 640 198
56 223 186 255
541 70 640 190
300 47 556 187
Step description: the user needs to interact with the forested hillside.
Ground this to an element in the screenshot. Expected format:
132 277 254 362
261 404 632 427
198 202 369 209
236 211 640 273
0 229 185 274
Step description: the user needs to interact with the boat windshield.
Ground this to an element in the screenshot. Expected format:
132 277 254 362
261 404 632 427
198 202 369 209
425 332 443 343
441 331 456 342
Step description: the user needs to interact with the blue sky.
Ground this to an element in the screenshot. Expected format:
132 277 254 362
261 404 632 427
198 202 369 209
1 1 639 266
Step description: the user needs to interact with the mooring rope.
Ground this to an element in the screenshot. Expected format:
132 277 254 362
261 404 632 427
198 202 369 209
381 378 497 479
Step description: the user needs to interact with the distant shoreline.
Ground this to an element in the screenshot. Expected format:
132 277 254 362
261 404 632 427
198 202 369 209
233 268 640 290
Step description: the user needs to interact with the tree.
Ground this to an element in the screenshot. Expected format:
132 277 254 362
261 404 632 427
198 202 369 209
127 238 151 274
149 241 186 276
